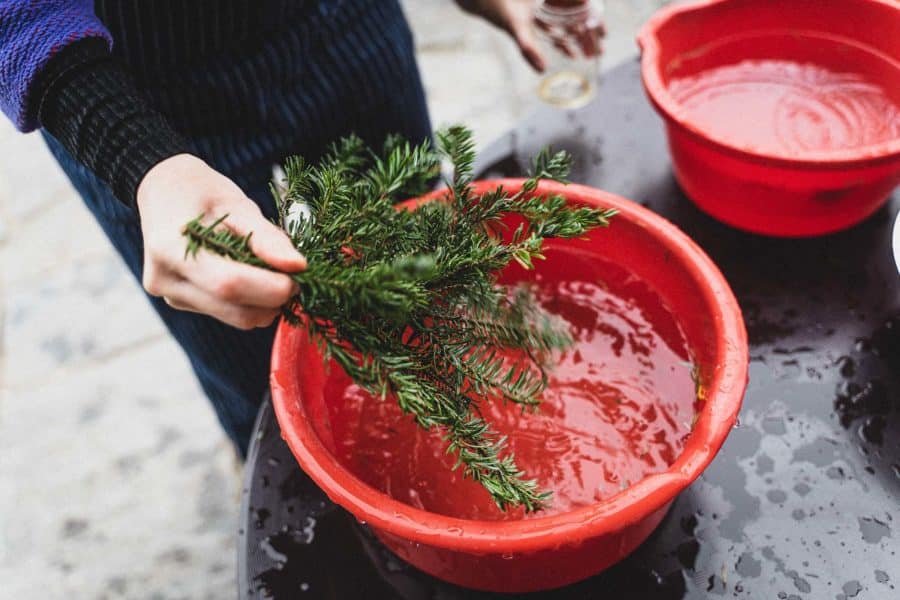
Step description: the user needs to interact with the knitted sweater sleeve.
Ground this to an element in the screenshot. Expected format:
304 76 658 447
0 0 109 130
0 1 189 207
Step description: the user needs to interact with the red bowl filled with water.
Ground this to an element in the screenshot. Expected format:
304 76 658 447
270 180 748 593
639 0 900 237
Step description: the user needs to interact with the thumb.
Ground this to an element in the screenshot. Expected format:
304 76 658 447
234 209 307 273
518 36 546 72
512 16 546 72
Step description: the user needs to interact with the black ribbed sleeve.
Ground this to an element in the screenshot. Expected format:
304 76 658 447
34 37 190 208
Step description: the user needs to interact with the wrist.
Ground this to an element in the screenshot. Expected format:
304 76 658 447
35 39 191 208
136 153 204 213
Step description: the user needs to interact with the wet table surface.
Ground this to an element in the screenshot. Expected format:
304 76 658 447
237 58 900 599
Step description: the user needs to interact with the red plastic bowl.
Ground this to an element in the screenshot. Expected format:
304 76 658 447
639 0 900 237
270 180 748 592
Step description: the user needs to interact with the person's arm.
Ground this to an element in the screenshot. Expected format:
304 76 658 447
33 37 190 205
0 1 305 330
0 0 110 129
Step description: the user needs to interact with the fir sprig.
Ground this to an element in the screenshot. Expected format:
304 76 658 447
183 127 616 512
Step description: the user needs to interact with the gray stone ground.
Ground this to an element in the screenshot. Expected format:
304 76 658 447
0 2 668 598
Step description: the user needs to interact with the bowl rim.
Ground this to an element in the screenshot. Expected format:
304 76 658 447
637 0 900 170
271 179 749 554
892 211 900 274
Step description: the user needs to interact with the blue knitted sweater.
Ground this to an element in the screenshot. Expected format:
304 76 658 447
0 0 110 130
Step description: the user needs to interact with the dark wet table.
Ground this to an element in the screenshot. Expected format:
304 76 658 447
237 58 900 599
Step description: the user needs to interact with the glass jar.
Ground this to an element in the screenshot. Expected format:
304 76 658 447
533 0 606 109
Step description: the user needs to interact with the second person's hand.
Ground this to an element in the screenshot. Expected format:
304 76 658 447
457 0 606 71
456 0 547 71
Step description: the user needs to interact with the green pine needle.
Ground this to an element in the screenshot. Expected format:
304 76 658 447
182 126 615 512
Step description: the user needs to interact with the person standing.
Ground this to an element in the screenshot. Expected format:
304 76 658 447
0 0 559 455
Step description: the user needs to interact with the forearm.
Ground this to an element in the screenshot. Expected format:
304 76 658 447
34 38 189 207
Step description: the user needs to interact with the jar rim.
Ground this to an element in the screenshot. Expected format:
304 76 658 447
535 0 600 19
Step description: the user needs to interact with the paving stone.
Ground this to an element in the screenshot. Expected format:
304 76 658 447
4 251 165 389
0 193 115 288
0 128 73 224
0 339 237 600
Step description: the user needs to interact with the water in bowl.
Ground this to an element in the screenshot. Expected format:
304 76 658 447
668 59 900 157
322 244 698 520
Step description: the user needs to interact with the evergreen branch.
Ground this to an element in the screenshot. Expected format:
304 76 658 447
528 147 573 185
367 138 441 202
182 126 615 512
183 215 267 268
436 125 476 199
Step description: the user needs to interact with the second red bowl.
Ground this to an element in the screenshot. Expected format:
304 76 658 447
639 0 900 237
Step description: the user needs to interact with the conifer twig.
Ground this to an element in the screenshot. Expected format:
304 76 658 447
183 126 616 512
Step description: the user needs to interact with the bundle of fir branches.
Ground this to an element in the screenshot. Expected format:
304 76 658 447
183 126 615 512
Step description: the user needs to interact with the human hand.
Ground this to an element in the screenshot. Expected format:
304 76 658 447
136 154 306 330
456 0 606 72
456 0 546 71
